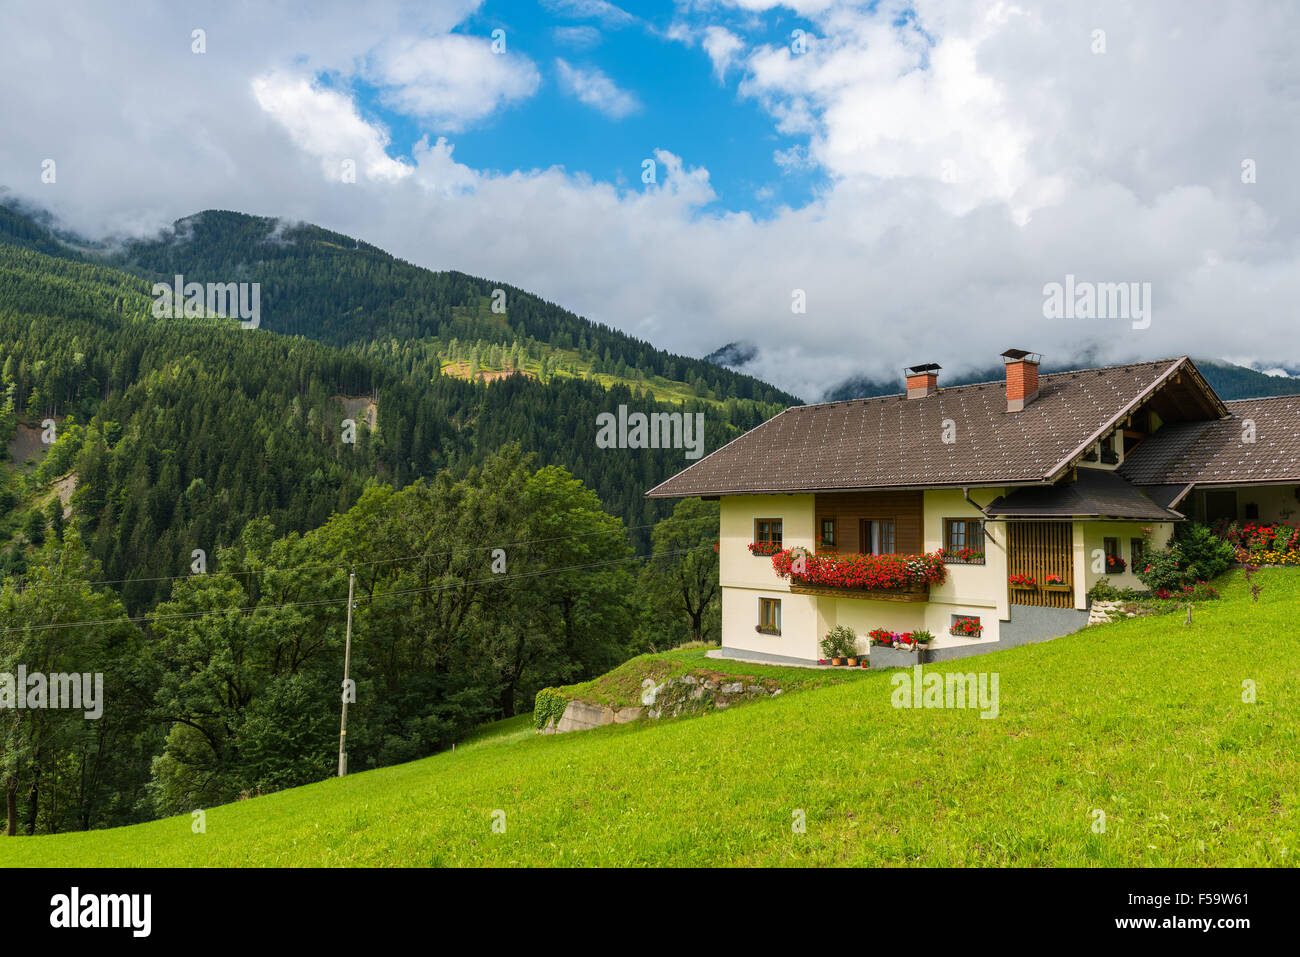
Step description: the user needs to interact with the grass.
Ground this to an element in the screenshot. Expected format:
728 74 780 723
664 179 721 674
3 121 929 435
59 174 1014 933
546 646 868 711
1 569 1297 867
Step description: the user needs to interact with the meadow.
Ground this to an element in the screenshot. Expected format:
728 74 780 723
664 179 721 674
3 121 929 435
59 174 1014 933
1 569 1295 867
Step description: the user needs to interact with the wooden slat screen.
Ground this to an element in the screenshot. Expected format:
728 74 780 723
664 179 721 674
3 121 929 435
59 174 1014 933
1007 521 1074 607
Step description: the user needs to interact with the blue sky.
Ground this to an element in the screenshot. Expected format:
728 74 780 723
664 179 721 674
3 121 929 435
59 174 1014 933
344 0 827 216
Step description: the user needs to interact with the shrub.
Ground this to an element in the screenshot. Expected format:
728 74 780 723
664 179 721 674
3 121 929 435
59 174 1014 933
1087 577 1149 602
533 688 568 731
821 625 858 659
1134 523 1234 592
1173 523 1236 580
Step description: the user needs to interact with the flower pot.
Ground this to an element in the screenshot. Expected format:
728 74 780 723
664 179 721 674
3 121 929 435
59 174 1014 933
846 657 858 667
831 657 843 666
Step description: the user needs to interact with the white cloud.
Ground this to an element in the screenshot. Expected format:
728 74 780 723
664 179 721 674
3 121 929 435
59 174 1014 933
555 59 641 118
702 26 745 81
251 73 413 183
552 25 603 49
367 34 540 131
542 0 638 28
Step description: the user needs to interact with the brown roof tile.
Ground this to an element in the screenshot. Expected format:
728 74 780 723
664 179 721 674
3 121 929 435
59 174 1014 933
1121 395 1300 486
647 357 1189 497
984 469 1182 520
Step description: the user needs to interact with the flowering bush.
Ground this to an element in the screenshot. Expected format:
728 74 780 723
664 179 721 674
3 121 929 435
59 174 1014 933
949 617 982 638
771 549 946 590
939 546 985 565
1151 582 1220 601
1135 523 1235 592
747 541 782 556
1008 574 1036 587
1213 520 1300 563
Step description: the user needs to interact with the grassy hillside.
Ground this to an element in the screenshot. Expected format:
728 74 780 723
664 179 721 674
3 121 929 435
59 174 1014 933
2 569 1295 867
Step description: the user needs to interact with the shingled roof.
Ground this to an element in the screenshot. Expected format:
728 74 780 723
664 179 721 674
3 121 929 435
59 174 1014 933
647 357 1199 498
1120 395 1300 487
983 469 1182 520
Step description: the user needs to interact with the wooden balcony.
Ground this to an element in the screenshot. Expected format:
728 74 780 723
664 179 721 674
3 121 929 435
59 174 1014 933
789 582 930 602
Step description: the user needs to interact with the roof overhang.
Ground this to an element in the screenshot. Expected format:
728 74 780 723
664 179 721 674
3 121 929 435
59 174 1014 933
1047 357 1228 483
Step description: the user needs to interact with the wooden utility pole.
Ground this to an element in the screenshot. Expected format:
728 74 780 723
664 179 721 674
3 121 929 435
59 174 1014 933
338 568 356 777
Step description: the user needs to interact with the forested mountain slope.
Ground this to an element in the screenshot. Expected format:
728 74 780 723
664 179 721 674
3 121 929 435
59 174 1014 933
0 204 798 408
0 238 744 602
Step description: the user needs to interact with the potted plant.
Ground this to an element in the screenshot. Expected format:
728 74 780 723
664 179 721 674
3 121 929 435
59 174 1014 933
821 625 855 666
868 627 895 647
1043 573 1071 592
950 617 983 638
826 624 858 665
1009 574 1036 590
1105 554 1127 573
911 629 935 645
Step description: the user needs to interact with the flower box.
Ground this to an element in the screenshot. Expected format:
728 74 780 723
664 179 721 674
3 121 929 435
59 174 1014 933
770 548 946 596
790 582 929 602
940 547 985 566
747 542 782 557
869 643 936 669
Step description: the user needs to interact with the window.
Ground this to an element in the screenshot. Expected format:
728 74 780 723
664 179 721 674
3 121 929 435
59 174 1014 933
755 518 783 548
877 520 895 554
943 518 986 563
1130 537 1144 568
819 518 836 548
858 519 897 555
1103 537 1126 574
758 598 782 635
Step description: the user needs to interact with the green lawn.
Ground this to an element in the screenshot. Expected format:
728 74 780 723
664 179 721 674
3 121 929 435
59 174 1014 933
2 570 1297 866
543 645 869 712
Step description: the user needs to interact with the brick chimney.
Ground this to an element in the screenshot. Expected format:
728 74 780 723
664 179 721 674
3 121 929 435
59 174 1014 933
905 363 941 399
1001 349 1042 412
